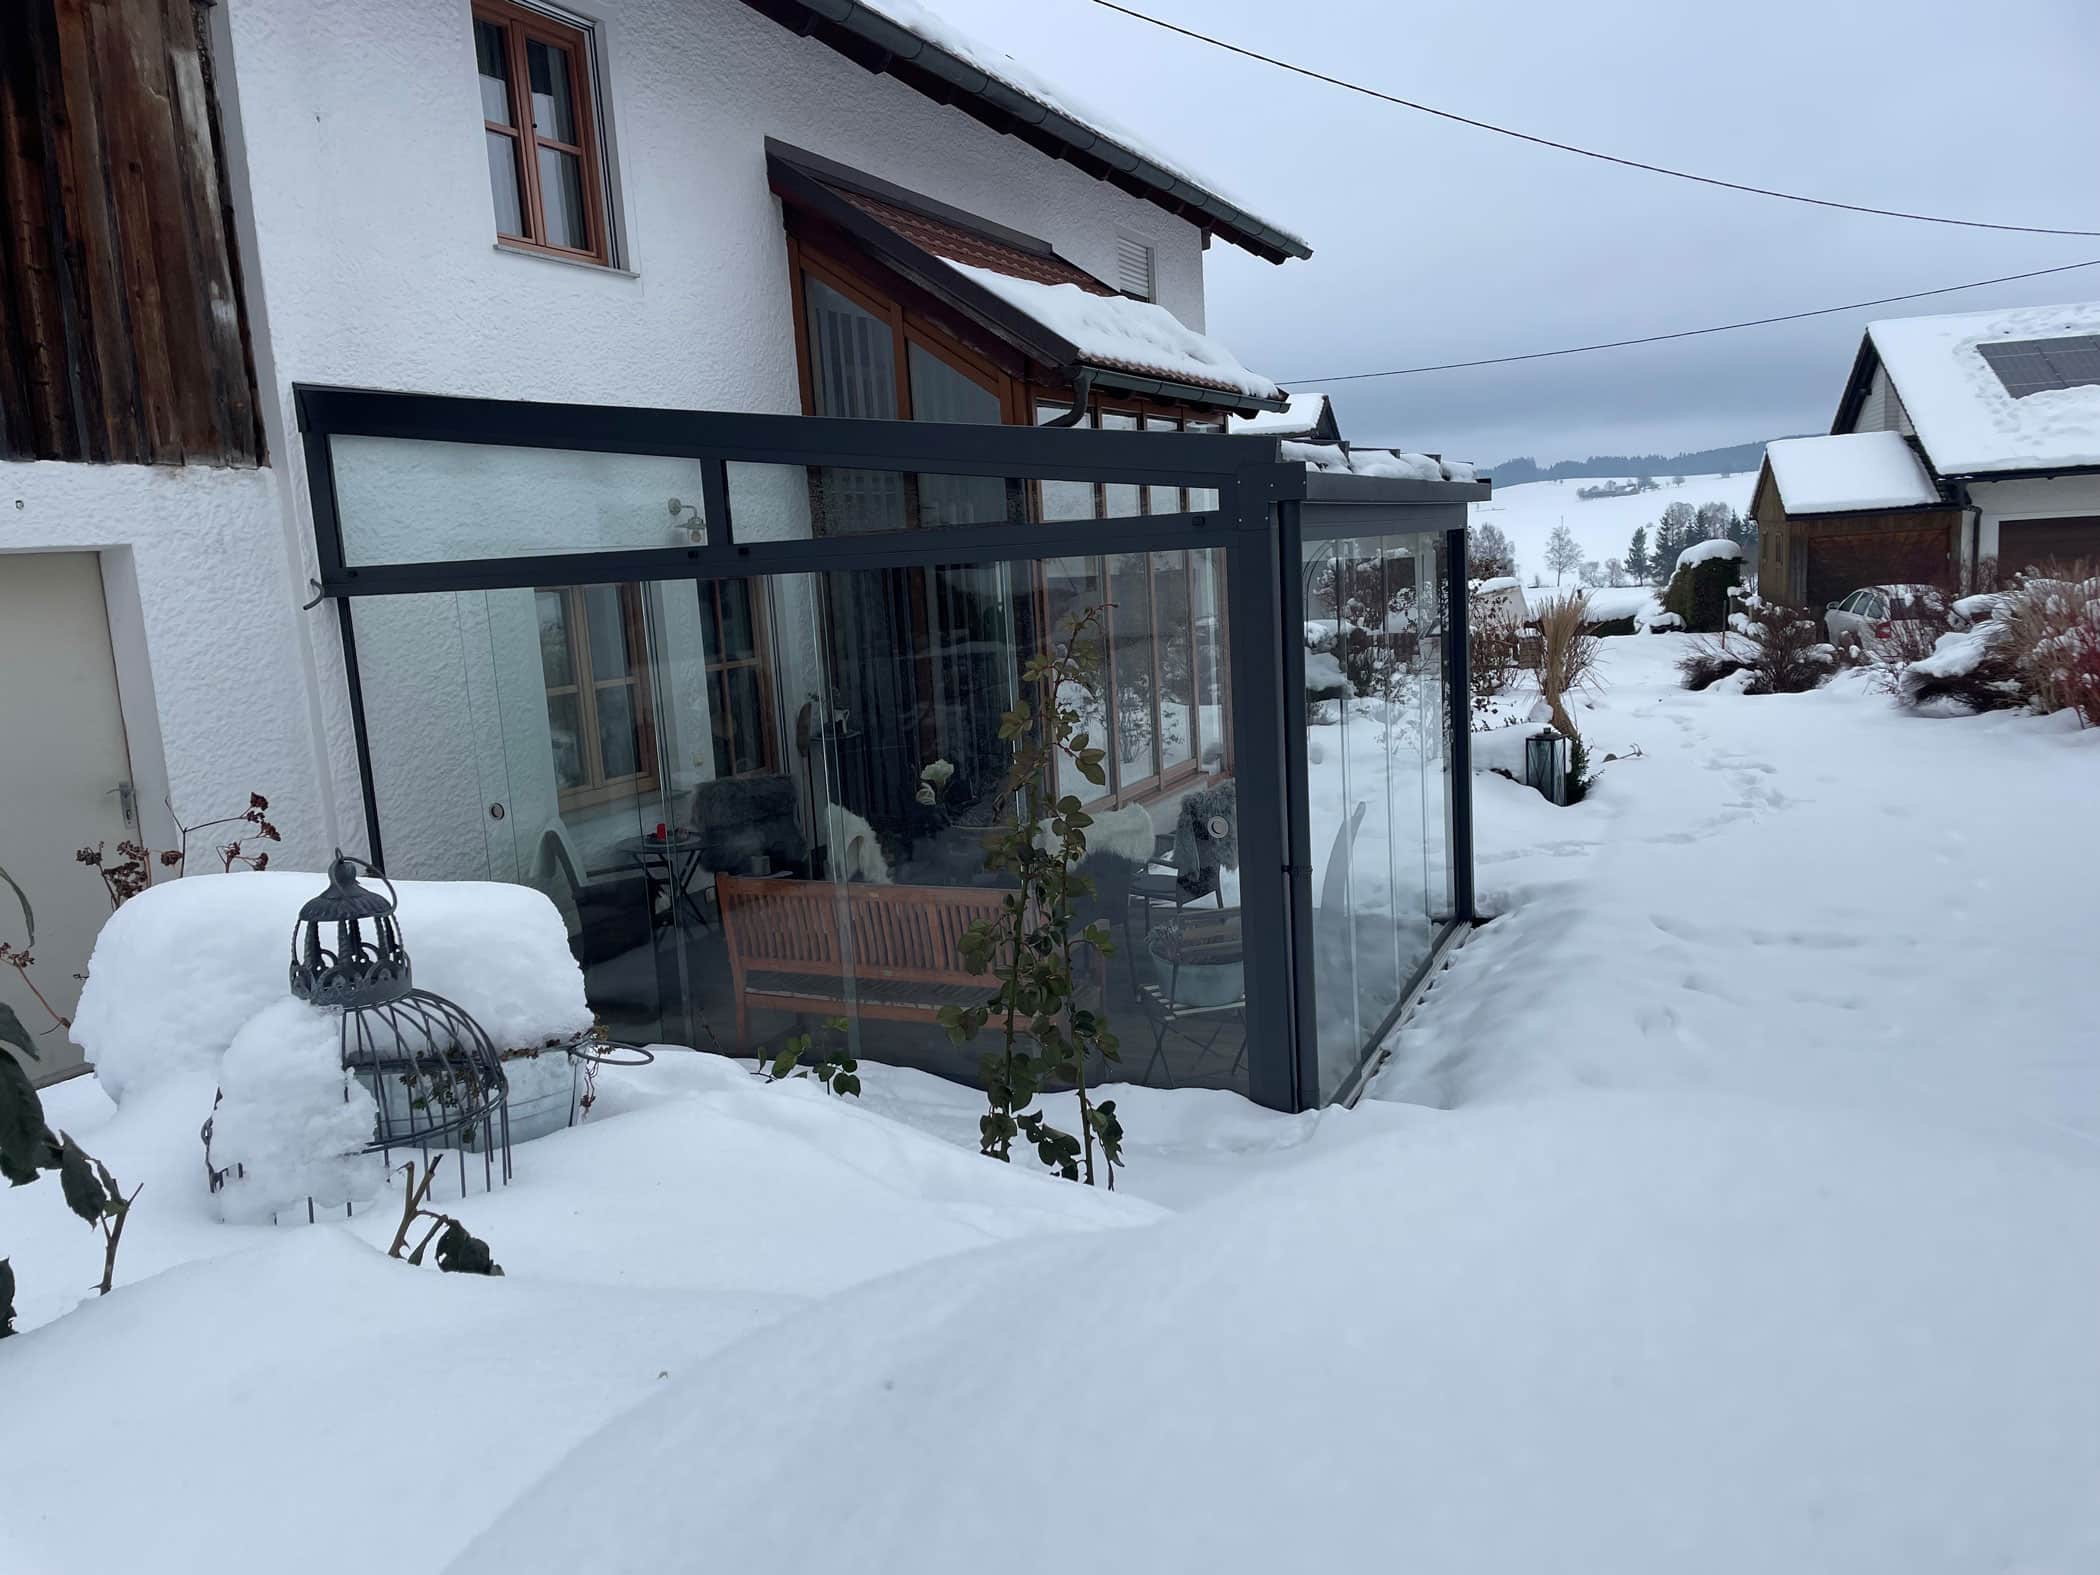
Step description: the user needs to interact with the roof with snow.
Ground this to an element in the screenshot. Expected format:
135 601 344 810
1840 300 2100 476
1765 432 1942 515
947 261 1282 403
1282 440 1478 485
740 0 1309 264
767 145 1285 410
1230 392 1336 441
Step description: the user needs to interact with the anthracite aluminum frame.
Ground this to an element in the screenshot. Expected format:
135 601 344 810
295 384 1485 1111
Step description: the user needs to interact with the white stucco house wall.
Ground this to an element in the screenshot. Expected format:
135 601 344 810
0 0 1309 1076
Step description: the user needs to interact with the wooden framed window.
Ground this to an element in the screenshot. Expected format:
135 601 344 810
473 0 611 264
698 579 778 778
537 584 657 810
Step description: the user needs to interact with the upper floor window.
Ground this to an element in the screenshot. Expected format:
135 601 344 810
474 1 611 265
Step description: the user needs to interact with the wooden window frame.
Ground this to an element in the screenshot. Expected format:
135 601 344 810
474 0 613 266
781 233 1241 811
540 584 659 812
699 578 780 779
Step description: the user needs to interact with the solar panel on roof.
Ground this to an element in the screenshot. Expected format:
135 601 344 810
1976 335 2100 399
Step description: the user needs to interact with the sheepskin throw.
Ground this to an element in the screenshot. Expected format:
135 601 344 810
825 803 892 884
1172 781 1239 898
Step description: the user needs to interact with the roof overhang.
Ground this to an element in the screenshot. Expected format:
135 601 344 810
768 144 1287 413
739 0 1311 264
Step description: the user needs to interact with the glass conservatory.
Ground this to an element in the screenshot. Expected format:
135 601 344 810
300 387 1482 1111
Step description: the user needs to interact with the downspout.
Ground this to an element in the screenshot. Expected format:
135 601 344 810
1042 369 1097 426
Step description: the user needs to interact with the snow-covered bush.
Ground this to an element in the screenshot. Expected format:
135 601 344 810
1661 539 1743 632
72 873 592 1102
1468 591 1524 715
1900 564 2100 723
1722 594 1837 695
1677 644 1746 691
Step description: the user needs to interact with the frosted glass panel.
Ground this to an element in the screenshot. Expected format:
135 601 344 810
331 436 705 565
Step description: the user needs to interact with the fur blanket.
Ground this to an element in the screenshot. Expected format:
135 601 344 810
1034 801 1156 867
826 803 891 884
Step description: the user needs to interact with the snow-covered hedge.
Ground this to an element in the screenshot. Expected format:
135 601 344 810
72 872 592 1102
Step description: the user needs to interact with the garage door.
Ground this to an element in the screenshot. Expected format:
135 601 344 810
1805 527 1951 607
1997 516 2100 576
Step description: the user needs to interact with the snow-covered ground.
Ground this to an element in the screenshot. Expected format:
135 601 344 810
5 635 2097 1573
1474 471 1756 585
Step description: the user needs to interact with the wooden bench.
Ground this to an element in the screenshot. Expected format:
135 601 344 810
715 875 1012 1049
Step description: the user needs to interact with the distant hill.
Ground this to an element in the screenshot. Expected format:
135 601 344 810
1484 439 1806 486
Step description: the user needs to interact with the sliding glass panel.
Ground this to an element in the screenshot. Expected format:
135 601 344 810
1186 416 1223 511
331 436 705 564
356 587 687 1053
1301 530 1445 1101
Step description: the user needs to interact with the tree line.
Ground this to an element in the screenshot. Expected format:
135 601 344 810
1468 500 1757 590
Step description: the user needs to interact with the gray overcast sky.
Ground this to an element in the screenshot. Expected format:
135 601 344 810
926 0 2100 467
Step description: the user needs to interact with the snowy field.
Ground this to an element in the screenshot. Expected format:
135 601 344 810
4 635 2097 1573
1474 470 1756 584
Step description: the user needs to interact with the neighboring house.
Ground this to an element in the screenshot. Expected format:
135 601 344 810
0 0 1482 1109
1756 301 2100 602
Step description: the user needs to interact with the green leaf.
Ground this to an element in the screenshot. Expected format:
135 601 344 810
0 863 32 948
0 1003 37 1064
56 1133 108 1224
0 1052 57 1186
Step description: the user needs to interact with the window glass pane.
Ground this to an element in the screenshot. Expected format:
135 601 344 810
1192 548 1229 772
1108 551 1156 788
1034 404 1099 523
721 667 768 777
1145 414 1181 515
1185 417 1223 511
804 278 899 420
596 683 640 780
1099 411 1141 516
545 691 586 791
330 437 706 566
536 590 573 687
584 585 632 678
485 131 524 237
1154 551 1194 771
907 344 1008 528
1042 556 1113 805
526 37 578 143
475 20 513 123
537 147 588 250
716 582 756 662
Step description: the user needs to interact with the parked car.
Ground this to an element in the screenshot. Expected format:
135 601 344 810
1824 584 1970 656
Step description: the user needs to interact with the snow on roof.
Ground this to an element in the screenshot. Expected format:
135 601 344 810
1766 432 1941 514
1281 440 1477 484
852 0 1308 257
1866 300 2100 475
1677 537 1743 567
941 259 1283 401
1230 391 1330 436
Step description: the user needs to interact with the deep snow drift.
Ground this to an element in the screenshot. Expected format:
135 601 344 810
4 635 2096 1574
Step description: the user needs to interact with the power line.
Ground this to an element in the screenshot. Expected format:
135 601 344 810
1088 0 2100 239
1282 257 2100 383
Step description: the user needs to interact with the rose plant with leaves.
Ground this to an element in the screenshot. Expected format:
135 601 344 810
938 606 1125 1187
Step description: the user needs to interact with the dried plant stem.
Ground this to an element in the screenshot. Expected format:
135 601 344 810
95 1185 141 1297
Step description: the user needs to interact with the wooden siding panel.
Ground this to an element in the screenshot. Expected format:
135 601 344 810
0 0 258 466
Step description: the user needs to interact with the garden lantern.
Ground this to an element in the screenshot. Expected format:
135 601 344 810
289 852 512 1191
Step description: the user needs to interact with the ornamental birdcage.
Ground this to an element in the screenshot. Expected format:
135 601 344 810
291 852 512 1193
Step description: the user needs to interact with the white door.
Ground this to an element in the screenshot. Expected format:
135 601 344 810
0 554 137 1085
